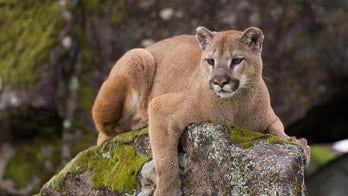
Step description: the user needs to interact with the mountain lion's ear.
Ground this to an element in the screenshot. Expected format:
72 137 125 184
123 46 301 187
196 26 214 50
240 27 264 52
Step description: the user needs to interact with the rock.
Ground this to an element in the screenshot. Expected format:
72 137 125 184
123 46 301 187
307 153 348 196
40 129 151 196
159 8 174 21
39 124 306 195
138 160 156 196
1 138 62 195
180 124 306 195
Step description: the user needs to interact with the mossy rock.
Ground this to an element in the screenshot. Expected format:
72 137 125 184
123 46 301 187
39 124 305 195
40 129 151 195
180 123 306 195
3 137 62 195
0 0 64 89
225 124 297 148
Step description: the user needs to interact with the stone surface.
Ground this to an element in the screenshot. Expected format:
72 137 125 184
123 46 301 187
179 124 306 195
307 153 348 196
39 124 306 195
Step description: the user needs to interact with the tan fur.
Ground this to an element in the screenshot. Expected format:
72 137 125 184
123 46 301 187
92 27 310 195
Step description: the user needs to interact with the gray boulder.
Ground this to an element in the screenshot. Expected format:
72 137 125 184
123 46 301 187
39 123 306 195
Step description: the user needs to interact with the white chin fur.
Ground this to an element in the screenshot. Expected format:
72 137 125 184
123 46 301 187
216 91 236 98
212 85 236 98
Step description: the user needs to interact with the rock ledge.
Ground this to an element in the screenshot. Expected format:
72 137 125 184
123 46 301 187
39 123 306 195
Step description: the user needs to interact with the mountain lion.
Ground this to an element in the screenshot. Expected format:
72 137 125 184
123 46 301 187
92 26 310 195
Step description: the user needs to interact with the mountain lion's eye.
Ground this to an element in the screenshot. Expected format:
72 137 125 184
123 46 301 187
231 58 243 65
206 58 215 66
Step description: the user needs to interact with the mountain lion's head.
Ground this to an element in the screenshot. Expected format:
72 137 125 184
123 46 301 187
196 26 264 98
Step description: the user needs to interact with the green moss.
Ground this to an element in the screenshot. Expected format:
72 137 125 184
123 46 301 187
310 144 335 166
44 146 97 192
110 128 148 144
90 144 149 192
79 0 106 16
0 0 64 89
3 137 62 192
226 125 266 148
73 0 102 114
44 129 150 194
225 124 296 148
110 1 127 25
77 71 94 113
267 136 297 145
79 0 126 23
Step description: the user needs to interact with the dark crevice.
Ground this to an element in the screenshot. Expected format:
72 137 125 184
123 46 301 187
6 107 63 142
286 88 348 144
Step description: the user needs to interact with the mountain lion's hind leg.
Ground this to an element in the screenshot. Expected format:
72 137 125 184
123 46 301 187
92 49 155 145
93 76 135 145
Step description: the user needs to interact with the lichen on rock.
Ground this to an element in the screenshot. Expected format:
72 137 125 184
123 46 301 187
40 129 150 195
179 123 306 195
40 124 306 195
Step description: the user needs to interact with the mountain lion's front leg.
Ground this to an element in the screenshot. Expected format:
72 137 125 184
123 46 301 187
148 97 184 196
267 117 310 165
267 117 289 140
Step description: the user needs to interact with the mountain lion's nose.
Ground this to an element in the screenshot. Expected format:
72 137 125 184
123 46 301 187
213 76 230 87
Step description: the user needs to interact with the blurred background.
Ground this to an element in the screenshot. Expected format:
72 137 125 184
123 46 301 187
0 0 347 195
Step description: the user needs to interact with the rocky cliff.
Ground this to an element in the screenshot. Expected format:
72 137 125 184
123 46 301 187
39 124 306 195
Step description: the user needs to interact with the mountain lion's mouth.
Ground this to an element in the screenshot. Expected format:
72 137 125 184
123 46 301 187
211 85 239 98
215 89 236 98
210 79 240 98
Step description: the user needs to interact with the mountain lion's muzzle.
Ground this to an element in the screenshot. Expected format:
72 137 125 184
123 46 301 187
209 75 240 97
